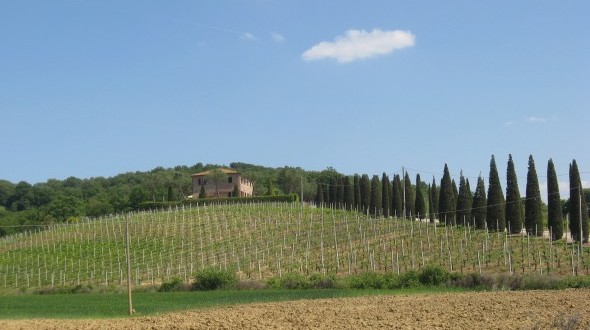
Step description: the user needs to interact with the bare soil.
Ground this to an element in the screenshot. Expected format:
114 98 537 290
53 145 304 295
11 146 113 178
1 289 589 329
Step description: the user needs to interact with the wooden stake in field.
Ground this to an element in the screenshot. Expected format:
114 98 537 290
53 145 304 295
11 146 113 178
125 215 134 315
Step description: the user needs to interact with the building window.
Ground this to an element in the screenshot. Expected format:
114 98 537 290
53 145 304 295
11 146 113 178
228 176 233 184
198 178 202 185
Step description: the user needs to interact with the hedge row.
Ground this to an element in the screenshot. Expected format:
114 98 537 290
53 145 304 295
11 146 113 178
137 194 299 210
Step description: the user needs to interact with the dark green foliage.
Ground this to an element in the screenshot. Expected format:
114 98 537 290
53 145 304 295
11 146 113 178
429 177 438 223
315 184 324 205
472 176 487 229
438 164 455 225
547 159 563 240
193 268 237 291
322 181 330 205
415 174 426 219
159 278 190 292
353 175 361 211
525 155 543 236
391 175 403 218
370 175 382 216
139 194 300 210
360 174 371 212
232 184 239 198
329 176 337 206
199 185 206 199
505 155 523 234
456 173 472 226
418 265 450 286
569 160 589 242
268 273 337 290
381 173 390 217
486 155 505 231
266 178 276 196
344 176 354 209
336 176 345 207
404 172 415 218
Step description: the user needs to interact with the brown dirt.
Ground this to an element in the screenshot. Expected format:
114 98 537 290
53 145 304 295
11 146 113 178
1 289 589 329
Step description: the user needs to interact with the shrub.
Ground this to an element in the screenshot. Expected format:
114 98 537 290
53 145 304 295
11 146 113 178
348 272 386 289
308 273 337 289
159 277 190 292
418 265 450 286
522 274 562 290
495 274 524 290
270 272 309 289
193 268 237 291
399 270 421 288
451 273 495 290
236 279 268 290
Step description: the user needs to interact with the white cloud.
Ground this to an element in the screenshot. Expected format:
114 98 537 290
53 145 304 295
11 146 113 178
526 116 547 124
241 32 257 41
271 32 285 43
302 29 415 63
503 121 515 127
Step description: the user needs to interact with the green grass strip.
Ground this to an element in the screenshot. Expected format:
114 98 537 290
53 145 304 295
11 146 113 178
0 287 463 319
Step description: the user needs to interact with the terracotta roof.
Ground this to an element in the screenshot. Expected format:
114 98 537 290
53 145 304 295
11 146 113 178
192 168 239 176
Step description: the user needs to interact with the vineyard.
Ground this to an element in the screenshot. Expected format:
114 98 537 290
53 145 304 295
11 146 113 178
0 203 588 291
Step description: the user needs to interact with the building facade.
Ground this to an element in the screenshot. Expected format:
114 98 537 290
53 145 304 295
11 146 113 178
190 168 253 198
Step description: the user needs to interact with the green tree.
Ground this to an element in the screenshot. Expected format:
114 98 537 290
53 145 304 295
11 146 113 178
525 155 543 236
415 174 426 219
505 154 523 234
547 159 563 240
391 175 403 218
382 173 390 217
266 178 276 196
438 164 455 225
353 175 361 211
360 174 371 213
569 160 589 242
456 172 473 226
429 177 438 223
199 185 206 199
46 195 84 222
404 172 415 218
472 176 487 229
315 184 324 206
0 180 15 208
232 184 240 198
344 176 354 209
370 175 382 216
487 155 505 231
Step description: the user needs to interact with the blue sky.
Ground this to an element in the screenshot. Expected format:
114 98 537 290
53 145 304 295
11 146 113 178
1 0 588 198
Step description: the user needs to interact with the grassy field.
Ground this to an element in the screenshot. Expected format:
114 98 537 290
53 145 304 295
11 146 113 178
0 287 464 319
0 203 588 294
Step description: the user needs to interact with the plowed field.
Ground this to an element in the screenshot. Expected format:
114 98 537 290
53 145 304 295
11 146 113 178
1 289 589 329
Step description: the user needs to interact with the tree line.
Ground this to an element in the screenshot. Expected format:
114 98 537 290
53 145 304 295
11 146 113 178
314 155 589 242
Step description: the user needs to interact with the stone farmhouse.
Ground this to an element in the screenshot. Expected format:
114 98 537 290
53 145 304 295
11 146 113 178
190 168 253 198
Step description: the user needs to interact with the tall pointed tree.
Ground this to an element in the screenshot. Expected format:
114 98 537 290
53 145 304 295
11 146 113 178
525 155 543 236
329 176 337 206
388 179 394 217
438 164 455 225
353 174 361 211
370 175 382 216
415 174 426 219
360 174 371 213
336 176 345 208
506 154 523 234
487 155 506 231
547 159 563 240
404 172 415 219
344 176 354 210
429 177 439 223
456 172 472 226
315 183 324 205
472 176 487 229
381 173 390 218
569 160 589 242
391 175 403 218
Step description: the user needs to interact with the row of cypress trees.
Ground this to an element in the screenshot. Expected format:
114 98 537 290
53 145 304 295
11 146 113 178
314 156 588 242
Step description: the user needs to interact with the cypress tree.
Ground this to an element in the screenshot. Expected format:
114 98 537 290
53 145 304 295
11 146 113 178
381 173 390 218
391 175 403 218
388 179 394 217
232 184 239 198
547 159 563 240
353 174 361 211
315 184 324 205
506 154 523 234
344 176 354 210
472 176 487 229
329 176 337 207
525 155 543 236
267 178 275 196
487 155 505 231
337 175 345 208
430 177 438 223
360 174 371 213
404 172 415 219
456 172 472 226
322 182 330 205
199 185 206 199
415 174 426 219
370 175 382 216
569 160 589 242
438 164 454 225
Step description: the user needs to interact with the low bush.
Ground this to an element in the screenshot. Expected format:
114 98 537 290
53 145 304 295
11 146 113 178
418 265 449 286
236 279 268 290
399 270 421 288
193 268 237 291
159 277 190 292
308 273 338 289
